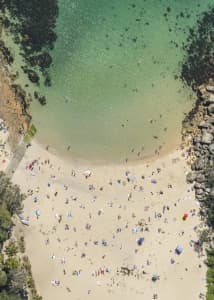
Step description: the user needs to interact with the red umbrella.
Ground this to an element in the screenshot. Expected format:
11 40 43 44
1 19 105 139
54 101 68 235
182 213 188 220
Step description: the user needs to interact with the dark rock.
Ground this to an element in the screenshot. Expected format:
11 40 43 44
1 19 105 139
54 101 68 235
194 142 201 151
193 136 201 144
209 143 214 154
191 158 204 171
198 121 210 129
37 52 52 69
195 188 204 195
195 196 204 202
208 104 214 115
186 172 196 183
210 187 214 197
205 187 211 193
194 151 201 158
208 118 214 125
206 85 214 93
195 174 206 183
0 40 14 64
207 159 214 168
198 85 207 95
201 143 209 150
26 69 40 83
201 131 213 144
194 182 203 189
34 91 39 99
204 99 214 106
38 95 47 105
203 93 214 104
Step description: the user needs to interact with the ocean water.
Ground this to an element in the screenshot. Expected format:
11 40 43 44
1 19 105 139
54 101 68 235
7 1 214 163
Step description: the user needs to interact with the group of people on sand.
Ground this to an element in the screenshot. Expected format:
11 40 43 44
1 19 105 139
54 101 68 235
20 150 206 299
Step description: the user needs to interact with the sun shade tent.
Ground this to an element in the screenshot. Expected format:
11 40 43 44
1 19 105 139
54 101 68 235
175 245 183 255
137 237 145 246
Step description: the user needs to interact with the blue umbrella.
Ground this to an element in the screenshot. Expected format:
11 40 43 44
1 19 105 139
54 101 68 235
175 245 183 255
137 237 145 246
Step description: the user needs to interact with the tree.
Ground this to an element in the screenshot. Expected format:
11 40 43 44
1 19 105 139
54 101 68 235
0 204 12 246
0 171 25 215
5 240 18 257
7 268 26 295
0 291 22 300
206 249 214 299
5 257 20 271
0 268 7 287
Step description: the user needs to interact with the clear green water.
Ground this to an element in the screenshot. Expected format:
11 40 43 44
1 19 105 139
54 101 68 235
8 1 214 163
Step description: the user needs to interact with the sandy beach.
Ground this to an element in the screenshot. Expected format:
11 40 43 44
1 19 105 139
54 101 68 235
0 130 207 300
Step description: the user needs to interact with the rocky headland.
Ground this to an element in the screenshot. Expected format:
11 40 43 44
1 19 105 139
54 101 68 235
0 0 59 105
180 6 214 236
182 82 214 232
0 50 31 150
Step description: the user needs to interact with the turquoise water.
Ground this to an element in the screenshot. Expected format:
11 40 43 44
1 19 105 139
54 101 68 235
8 1 214 162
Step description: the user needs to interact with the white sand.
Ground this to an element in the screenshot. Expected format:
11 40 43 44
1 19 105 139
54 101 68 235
1 134 207 300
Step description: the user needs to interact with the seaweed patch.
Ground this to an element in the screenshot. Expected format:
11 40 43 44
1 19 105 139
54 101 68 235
181 6 214 89
0 0 59 103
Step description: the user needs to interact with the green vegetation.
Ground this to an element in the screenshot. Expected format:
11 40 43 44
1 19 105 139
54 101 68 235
0 171 41 299
24 124 37 142
0 171 26 298
22 256 42 300
207 249 214 300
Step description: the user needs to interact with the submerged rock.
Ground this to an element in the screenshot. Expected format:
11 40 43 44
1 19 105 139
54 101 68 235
38 95 47 106
25 69 40 84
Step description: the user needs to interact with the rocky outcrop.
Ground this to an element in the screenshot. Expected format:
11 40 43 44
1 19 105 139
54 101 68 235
184 81 214 204
0 53 31 150
201 131 213 144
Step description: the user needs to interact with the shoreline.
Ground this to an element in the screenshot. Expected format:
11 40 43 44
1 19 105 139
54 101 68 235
0 41 209 300
0 8 213 299
0 51 30 151
32 131 183 167
0 41 210 299
9 137 207 300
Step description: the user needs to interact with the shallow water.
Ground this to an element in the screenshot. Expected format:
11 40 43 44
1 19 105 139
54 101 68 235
7 1 214 163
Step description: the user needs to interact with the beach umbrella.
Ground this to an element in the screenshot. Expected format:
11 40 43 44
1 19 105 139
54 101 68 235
182 213 189 221
151 179 157 184
137 237 145 246
152 274 160 282
175 245 183 255
34 209 40 218
83 170 91 178
128 175 136 183
102 239 107 247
